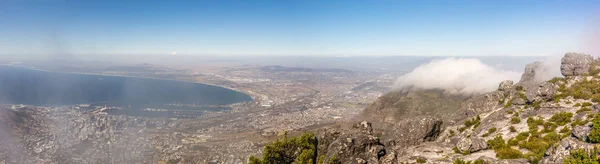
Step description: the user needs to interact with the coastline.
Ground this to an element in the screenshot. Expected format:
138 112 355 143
0 64 255 103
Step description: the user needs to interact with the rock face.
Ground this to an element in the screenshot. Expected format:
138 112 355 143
498 80 514 91
572 124 592 141
525 82 557 102
382 116 443 147
541 137 596 163
0 106 157 164
560 52 594 77
317 121 387 164
456 137 487 154
519 61 546 89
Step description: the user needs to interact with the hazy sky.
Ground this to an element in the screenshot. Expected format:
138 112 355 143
1 0 599 56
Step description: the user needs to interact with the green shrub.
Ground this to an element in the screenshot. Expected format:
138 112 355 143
519 92 527 100
509 126 517 132
487 136 507 150
459 126 467 132
453 146 461 153
416 157 426 163
329 155 340 164
504 98 514 108
577 107 592 113
464 115 481 130
549 112 573 126
527 116 545 132
582 102 594 107
515 132 529 141
572 118 590 127
449 129 456 137
317 155 325 164
560 127 571 134
542 122 558 133
533 100 542 109
495 147 523 159
543 132 562 143
588 114 600 143
574 103 582 107
507 138 520 146
482 128 497 137
452 158 468 164
563 148 600 164
511 117 521 124
248 132 317 164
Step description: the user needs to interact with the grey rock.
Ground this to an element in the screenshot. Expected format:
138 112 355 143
518 61 545 90
541 137 596 164
511 97 527 105
498 80 514 91
572 124 592 141
560 52 594 77
318 121 386 164
456 137 487 153
593 104 600 111
477 156 530 164
525 82 557 102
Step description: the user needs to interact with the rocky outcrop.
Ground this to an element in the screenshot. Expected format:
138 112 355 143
0 106 157 164
498 80 514 91
382 116 443 147
525 82 557 102
541 137 596 163
518 61 546 89
560 52 594 77
317 121 387 164
572 123 592 141
456 136 487 154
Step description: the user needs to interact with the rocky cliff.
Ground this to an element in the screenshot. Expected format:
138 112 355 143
310 52 600 164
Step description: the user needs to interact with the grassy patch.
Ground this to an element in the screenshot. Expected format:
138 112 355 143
510 117 521 124
577 107 592 113
549 112 573 126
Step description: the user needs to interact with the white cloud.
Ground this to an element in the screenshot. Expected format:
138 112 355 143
394 58 521 95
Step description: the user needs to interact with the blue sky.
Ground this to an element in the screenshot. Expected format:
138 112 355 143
1 0 598 56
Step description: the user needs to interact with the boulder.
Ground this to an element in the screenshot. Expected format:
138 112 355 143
456 137 487 154
593 104 600 111
525 82 557 102
572 124 592 141
498 80 514 91
560 52 594 77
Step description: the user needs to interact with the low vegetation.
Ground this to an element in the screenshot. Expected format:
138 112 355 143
549 112 573 126
563 148 600 163
482 128 497 137
589 114 600 143
249 132 318 164
577 107 592 113
460 115 481 132
510 117 521 124
452 158 486 164
509 126 517 132
554 77 600 103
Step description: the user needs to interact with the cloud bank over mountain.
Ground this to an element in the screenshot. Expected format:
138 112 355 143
394 58 522 95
